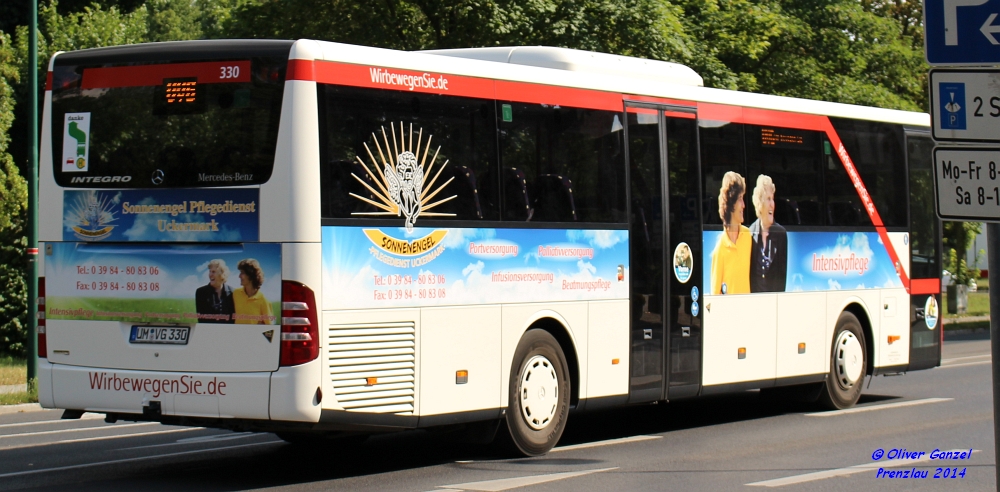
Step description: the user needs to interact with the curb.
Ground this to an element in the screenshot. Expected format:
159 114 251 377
0 403 47 415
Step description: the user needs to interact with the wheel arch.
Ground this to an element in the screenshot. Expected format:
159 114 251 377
522 314 581 408
841 302 875 376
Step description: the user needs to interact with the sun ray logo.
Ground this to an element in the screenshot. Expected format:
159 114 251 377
350 122 456 232
68 190 117 240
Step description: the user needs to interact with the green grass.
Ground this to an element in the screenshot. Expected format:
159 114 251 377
0 380 37 406
943 290 991 317
0 359 37 405
0 357 26 386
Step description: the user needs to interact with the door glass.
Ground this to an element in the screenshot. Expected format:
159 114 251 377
665 115 702 390
627 108 664 400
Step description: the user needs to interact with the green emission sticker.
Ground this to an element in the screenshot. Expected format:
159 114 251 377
502 104 513 122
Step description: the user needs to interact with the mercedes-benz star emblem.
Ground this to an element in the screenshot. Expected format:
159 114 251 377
151 169 164 185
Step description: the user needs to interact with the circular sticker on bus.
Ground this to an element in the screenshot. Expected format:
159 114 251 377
673 242 693 283
691 286 699 302
925 296 939 330
691 301 700 317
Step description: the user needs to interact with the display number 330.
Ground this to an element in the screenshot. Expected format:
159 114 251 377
220 66 240 79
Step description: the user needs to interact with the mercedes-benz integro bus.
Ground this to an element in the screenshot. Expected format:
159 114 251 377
37 39 941 455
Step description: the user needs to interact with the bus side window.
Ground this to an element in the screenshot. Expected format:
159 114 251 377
830 118 907 228
745 124 825 226
498 104 626 223
700 122 745 225
318 85 500 221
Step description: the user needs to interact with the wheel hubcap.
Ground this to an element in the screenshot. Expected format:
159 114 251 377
519 355 559 430
835 331 864 388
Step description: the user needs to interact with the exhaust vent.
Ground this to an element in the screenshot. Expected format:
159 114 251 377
328 321 415 414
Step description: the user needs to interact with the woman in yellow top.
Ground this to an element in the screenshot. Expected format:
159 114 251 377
233 258 275 324
710 172 751 295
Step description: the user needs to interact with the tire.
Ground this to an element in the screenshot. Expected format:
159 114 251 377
819 312 867 410
503 329 571 456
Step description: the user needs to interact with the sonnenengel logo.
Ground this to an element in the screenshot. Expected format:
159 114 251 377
369 68 449 91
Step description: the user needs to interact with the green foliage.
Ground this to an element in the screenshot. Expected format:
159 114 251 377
0 32 28 359
943 221 982 286
225 0 693 61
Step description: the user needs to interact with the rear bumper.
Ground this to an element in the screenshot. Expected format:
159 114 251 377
44 362 271 419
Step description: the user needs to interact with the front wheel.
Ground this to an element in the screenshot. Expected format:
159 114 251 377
503 329 571 456
819 312 867 410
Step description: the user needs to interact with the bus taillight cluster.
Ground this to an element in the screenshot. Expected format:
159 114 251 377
279 281 319 366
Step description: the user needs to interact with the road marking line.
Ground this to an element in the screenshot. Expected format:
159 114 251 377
0 441 281 478
438 467 617 491
0 428 202 451
119 432 259 450
941 354 991 363
939 360 992 369
0 422 159 439
553 435 661 452
0 413 105 430
804 398 952 417
746 449 977 487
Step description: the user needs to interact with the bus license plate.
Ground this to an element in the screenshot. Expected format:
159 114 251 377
129 326 190 345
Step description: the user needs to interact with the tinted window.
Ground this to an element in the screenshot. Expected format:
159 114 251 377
51 55 287 188
831 118 907 227
700 122 744 225
745 125 827 226
318 85 499 222
908 134 939 278
497 103 626 223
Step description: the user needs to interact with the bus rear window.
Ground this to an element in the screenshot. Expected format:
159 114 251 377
51 51 287 188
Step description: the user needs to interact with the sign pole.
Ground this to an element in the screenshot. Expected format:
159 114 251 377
27 0 38 383
989 223 1000 490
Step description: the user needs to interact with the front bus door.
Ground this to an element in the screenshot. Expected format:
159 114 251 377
627 104 703 403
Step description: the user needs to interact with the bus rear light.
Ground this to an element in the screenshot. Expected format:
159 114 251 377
37 277 47 359
280 281 318 367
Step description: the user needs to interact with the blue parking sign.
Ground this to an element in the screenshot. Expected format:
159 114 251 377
939 82 967 130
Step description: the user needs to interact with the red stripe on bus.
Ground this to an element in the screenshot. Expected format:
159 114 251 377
310 60 494 99
81 61 251 89
910 278 940 295
45 72 52 91
496 80 621 111
624 95 696 108
820 118 909 289
286 59 314 82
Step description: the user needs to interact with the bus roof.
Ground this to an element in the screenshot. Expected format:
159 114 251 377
299 39 929 128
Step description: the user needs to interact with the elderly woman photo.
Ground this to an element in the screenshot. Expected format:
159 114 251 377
749 175 787 293
710 171 751 295
233 258 275 324
194 259 235 323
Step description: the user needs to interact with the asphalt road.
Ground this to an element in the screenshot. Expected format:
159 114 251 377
1 336 994 491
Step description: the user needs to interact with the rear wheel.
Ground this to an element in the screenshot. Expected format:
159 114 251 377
503 329 570 456
819 312 867 410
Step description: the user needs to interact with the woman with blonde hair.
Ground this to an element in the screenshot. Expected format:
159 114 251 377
710 172 751 295
749 175 787 292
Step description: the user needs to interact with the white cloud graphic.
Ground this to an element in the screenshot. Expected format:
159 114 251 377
828 279 841 290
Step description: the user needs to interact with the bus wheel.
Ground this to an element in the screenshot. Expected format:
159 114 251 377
819 312 867 410
504 329 570 456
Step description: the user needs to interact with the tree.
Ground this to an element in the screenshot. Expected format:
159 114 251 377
225 0 693 63
0 32 29 358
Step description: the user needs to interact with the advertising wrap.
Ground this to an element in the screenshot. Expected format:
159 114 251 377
63 188 259 242
703 230 903 295
46 243 281 324
322 226 629 310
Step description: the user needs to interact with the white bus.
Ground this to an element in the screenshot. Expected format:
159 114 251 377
37 39 941 456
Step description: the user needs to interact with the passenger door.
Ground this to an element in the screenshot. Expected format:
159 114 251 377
626 104 703 402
